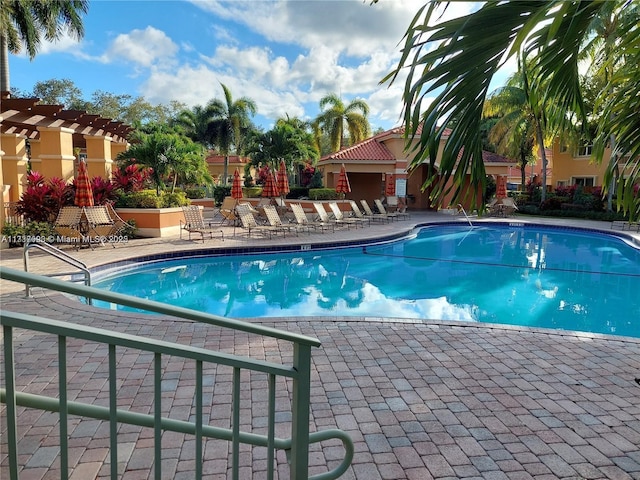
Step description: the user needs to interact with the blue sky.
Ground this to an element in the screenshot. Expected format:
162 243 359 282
9 1 512 131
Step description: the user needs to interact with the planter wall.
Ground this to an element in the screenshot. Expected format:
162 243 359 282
115 207 187 238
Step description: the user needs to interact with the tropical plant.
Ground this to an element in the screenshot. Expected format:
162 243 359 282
16 171 73 222
208 83 257 184
174 103 218 147
117 127 211 194
112 164 153 193
382 0 640 217
483 65 543 194
246 122 319 182
314 93 370 153
1 0 89 92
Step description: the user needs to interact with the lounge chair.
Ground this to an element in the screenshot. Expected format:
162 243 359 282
181 205 224 242
313 203 350 229
53 206 84 247
328 202 368 228
290 203 334 233
262 204 301 236
374 199 400 221
218 197 239 225
105 203 128 236
83 206 117 246
360 200 391 223
348 200 378 225
611 220 640 232
235 203 281 238
385 196 410 219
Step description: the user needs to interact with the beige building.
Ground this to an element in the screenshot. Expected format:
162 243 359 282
317 126 517 211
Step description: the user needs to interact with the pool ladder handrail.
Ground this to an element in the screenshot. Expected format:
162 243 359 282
23 240 92 304
457 204 473 227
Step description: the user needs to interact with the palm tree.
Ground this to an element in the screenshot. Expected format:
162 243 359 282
1 0 89 92
208 83 257 184
314 93 370 153
382 0 640 217
483 75 537 190
173 104 218 148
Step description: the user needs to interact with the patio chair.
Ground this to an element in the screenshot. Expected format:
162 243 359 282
181 205 224 242
53 206 84 247
105 203 128 236
313 203 349 229
218 197 239 225
360 200 391 223
374 199 400 221
290 203 335 233
348 200 377 225
262 204 301 236
83 206 117 245
235 203 281 239
385 196 410 219
328 202 368 228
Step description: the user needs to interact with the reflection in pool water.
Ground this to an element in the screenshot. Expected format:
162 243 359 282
92 224 640 338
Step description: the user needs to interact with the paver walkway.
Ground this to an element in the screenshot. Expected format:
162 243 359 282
1 212 639 479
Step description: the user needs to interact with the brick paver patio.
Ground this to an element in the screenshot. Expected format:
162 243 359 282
1 212 639 479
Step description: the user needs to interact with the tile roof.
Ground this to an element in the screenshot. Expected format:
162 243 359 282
205 153 250 165
320 133 396 162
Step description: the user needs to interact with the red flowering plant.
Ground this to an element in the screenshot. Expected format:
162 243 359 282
89 176 117 205
256 165 270 185
16 172 74 222
112 164 153 193
300 164 316 187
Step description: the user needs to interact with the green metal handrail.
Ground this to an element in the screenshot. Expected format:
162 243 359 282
0 266 353 480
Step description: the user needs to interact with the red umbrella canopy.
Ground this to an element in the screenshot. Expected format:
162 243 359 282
262 169 280 198
336 164 351 194
496 175 507 199
74 160 94 207
385 174 395 196
277 160 290 197
231 168 243 199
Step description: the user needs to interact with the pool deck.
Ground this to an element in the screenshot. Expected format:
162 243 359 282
1 212 639 479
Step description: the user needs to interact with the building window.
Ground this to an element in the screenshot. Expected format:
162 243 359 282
576 144 593 157
573 177 595 187
556 180 567 187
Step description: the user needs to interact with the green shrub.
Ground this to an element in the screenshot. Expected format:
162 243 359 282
243 187 262 198
161 191 190 208
212 185 232 206
184 187 206 199
115 190 162 208
309 188 339 200
288 187 309 199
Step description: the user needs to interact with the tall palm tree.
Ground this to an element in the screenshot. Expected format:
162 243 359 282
208 83 257 184
382 0 639 216
1 0 89 92
173 104 218 148
314 93 370 153
483 73 538 190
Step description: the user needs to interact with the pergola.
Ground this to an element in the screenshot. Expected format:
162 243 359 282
1 92 132 204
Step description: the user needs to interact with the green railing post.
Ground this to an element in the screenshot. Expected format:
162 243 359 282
290 343 312 480
3 325 19 480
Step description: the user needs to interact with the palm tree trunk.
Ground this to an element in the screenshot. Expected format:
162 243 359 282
1 34 10 93
535 124 548 202
223 155 229 185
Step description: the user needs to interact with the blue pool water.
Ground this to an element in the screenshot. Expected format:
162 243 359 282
92 224 640 338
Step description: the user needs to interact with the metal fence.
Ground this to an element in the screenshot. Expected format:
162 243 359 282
0 267 353 480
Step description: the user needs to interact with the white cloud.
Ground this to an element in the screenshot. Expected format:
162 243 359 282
102 26 178 68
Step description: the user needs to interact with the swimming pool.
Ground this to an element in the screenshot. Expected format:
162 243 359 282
92 223 640 338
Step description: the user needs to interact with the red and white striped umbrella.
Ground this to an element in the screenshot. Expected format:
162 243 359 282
74 160 94 207
496 175 507 199
261 169 280 198
385 174 395 196
277 160 290 198
336 164 351 195
231 168 243 200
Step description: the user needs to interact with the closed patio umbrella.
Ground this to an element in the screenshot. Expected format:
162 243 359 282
231 168 243 200
496 175 507 200
262 168 280 198
385 174 395 197
277 160 290 199
336 164 351 198
74 160 94 207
